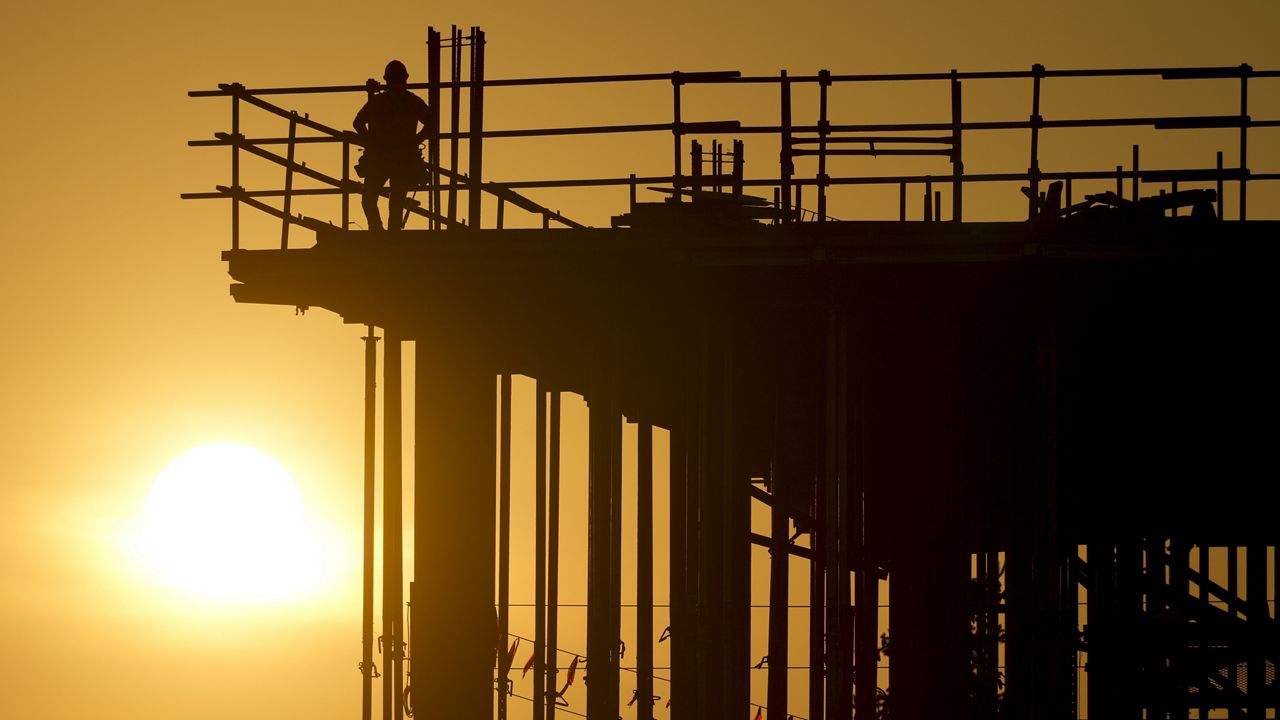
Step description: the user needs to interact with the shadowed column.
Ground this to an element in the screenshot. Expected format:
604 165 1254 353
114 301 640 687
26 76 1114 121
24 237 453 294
412 342 495 720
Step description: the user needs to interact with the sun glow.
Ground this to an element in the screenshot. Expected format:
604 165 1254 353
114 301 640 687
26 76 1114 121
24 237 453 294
137 443 330 604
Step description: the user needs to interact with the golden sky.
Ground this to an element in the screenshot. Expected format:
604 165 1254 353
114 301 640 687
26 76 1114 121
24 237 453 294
2 1 1279 718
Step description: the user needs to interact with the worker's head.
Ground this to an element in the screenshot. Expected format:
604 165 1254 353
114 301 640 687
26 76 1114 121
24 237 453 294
384 60 409 87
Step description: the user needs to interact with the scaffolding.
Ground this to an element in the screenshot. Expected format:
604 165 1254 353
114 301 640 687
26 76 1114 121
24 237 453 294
185 26 1280 720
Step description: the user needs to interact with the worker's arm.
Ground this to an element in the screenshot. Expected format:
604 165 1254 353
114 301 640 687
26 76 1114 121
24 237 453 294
353 102 371 136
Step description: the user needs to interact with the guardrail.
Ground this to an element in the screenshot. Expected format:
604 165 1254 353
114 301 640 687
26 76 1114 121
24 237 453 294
184 26 1280 249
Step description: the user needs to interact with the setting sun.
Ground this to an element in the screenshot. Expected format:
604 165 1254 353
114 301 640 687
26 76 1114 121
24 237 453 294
137 443 329 604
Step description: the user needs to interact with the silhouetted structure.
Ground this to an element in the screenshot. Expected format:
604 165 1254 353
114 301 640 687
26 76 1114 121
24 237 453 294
186 27 1280 720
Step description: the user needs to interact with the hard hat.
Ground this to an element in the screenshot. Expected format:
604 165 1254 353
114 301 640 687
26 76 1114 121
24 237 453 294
384 60 409 82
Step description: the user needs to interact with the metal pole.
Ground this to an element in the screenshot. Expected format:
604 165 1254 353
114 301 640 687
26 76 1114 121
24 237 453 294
498 373 512 720
1132 144 1140 202
781 71 793 222
231 87 241 250
280 115 297 249
672 72 683 199
766 476 788 719
427 28 441 230
1029 64 1044 220
384 333 404 720
534 384 548 720
343 140 351 229
669 413 688 720
447 26 461 224
818 69 830 222
362 327 380 720
546 391 562 720
1239 65 1250 221
468 28 486 228
637 422 655 720
951 71 963 221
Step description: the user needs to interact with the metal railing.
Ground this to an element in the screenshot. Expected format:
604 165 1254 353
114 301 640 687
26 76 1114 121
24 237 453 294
184 30 1280 250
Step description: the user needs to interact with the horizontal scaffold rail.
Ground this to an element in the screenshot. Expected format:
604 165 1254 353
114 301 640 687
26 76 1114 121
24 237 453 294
186 57 1280 248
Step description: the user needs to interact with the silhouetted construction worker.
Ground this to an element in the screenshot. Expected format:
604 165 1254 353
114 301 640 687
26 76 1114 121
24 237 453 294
354 60 430 231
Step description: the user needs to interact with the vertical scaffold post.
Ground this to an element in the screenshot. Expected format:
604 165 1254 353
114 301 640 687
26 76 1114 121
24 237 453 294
281 114 297 249
950 70 963 222
669 406 689 720
498 373 512 720
818 69 830 222
534 383 548 720
343 139 351 229
1239 64 1250 221
637 422 655 720
546 391 562 720
732 140 744 201
587 367 622 720
766 467 789 720
780 71 793 222
427 27 441 230
1246 545 1266 719
690 141 704 195
672 72 683 200
384 333 404 720
447 26 461 224
1132 145 1140 202
362 327 380 720
824 311 849 720
468 28 486 229
1028 64 1044 220
809 461 825 720
230 84 241 250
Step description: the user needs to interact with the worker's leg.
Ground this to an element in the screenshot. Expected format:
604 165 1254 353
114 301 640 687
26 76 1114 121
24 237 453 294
388 173 409 231
362 165 389 231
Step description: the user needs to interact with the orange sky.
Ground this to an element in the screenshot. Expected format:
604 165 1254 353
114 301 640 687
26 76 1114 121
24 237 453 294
2 1 1280 718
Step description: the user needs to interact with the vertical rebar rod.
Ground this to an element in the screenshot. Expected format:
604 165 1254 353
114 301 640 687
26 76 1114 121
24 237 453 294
818 69 830 222
231 88 240 250
950 71 963 222
672 72 683 199
690 140 703 194
637 422 654 720
534 384 548 720
498 373 512 720
899 182 906 222
1171 180 1179 217
732 140 744 200
1247 545 1266 719
384 334 404 720
1028 64 1044 220
781 71 793 222
427 28 441 230
924 177 933 222
468 28 486 228
1239 65 1250 221
547 392 562 720
362 327 379 720
447 26 461 224
1115 166 1123 199
1132 145 1140 202
1065 175 1073 209
280 115 297 249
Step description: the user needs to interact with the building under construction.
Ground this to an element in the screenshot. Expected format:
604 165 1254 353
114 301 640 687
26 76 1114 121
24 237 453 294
186 26 1280 720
